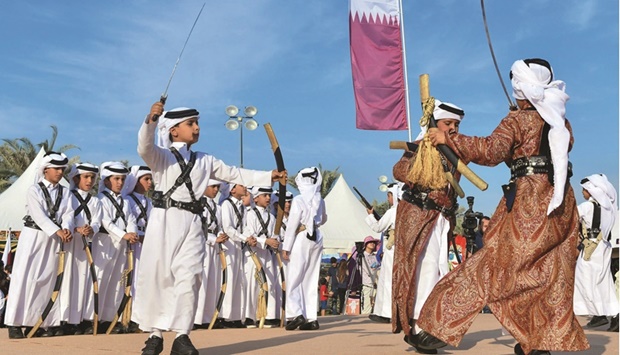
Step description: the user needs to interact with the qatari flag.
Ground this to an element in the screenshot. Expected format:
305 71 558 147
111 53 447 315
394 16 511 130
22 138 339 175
350 0 407 130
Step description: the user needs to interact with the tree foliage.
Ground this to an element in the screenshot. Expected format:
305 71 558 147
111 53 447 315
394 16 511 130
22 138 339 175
0 125 80 193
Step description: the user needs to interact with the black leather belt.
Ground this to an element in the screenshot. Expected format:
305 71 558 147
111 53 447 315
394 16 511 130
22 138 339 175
23 215 42 230
401 189 457 217
510 156 572 180
152 194 203 215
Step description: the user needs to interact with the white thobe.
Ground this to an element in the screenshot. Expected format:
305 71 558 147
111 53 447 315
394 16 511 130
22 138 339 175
413 214 450 320
283 197 327 322
60 189 102 325
574 199 619 316
194 197 221 325
365 205 397 319
125 191 151 323
243 206 279 321
5 179 74 328
133 121 272 333
88 189 137 322
219 197 248 322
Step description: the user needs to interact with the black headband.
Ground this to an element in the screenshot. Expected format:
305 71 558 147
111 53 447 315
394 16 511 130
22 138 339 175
104 166 129 174
256 187 273 194
301 168 318 184
138 166 151 172
164 109 199 119
438 103 465 117
580 178 589 185
77 165 99 173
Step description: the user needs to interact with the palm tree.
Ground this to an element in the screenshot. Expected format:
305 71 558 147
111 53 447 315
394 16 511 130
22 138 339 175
0 126 80 193
287 164 341 198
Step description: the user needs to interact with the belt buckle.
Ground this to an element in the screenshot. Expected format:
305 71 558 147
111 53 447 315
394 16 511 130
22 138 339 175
526 166 534 176
164 197 172 209
418 191 428 201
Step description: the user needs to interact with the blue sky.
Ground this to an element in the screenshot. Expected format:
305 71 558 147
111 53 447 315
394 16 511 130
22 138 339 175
1 1 618 216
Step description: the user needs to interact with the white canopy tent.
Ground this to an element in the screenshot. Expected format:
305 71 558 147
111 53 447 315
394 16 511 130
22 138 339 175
321 175 380 255
0 148 69 232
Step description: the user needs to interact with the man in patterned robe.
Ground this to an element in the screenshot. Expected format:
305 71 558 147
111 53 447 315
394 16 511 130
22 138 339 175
419 58 589 355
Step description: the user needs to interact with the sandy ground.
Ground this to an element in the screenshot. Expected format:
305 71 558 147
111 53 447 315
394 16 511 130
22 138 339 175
0 314 617 354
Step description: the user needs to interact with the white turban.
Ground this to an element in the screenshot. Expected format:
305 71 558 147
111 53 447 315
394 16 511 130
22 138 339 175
510 59 570 214
416 100 465 141
37 151 69 183
122 165 152 196
98 161 129 193
295 167 324 236
218 182 233 205
157 107 200 148
68 163 99 190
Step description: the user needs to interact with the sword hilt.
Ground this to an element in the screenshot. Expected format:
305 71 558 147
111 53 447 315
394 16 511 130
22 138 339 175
152 95 168 122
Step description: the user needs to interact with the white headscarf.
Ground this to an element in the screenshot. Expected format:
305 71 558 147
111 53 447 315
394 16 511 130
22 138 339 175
68 163 99 190
581 174 618 238
121 165 152 196
218 182 237 205
98 161 129 193
156 107 200 148
387 182 403 202
36 151 69 183
250 186 273 198
415 100 465 141
510 59 570 214
295 167 323 236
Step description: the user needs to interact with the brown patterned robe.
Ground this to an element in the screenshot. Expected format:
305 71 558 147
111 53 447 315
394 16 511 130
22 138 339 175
391 147 458 336
417 109 589 354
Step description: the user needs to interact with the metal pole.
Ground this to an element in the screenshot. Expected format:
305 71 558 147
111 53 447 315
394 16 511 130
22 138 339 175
240 122 244 168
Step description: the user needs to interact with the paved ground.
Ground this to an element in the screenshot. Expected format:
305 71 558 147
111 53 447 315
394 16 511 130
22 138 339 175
0 315 617 354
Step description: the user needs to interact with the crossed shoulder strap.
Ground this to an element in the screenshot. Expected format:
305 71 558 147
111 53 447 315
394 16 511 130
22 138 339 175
38 182 63 227
252 207 271 238
71 190 92 224
102 191 127 226
225 197 244 233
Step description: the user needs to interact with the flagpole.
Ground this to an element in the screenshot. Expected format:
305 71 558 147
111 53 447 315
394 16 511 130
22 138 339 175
398 0 412 142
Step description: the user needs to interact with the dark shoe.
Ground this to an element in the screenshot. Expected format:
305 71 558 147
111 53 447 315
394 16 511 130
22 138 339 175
108 323 125 334
23 326 44 338
65 323 83 335
40 327 56 337
211 318 225 329
171 334 199 355
128 321 141 333
607 315 619 332
514 343 551 355
285 315 306 331
8 326 24 339
53 326 65 336
245 318 256 328
141 335 164 355
368 314 391 323
583 315 608 329
299 320 319 330
404 330 447 351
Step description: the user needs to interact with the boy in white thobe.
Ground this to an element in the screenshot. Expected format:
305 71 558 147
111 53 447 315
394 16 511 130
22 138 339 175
194 179 228 327
62 163 103 335
92 162 138 334
574 174 619 331
5 152 73 339
135 103 282 355
283 167 327 331
365 182 401 323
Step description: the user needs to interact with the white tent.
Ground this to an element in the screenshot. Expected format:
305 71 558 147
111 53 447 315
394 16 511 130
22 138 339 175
321 175 380 255
0 148 69 231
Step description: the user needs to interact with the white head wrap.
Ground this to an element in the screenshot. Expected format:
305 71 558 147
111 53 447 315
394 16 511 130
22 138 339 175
218 182 235 205
387 182 402 202
68 163 99 190
207 179 222 187
121 165 152 196
98 161 129 193
156 107 200 148
581 174 618 238
37 151 69 183
295 167 324 236
415 100 465 141
510 59 570 214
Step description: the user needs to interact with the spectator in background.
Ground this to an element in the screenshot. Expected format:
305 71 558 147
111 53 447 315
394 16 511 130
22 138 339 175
327 257 338 314
319 277 329 316
474 216 490 252
360 236 379 315
335 259 349 314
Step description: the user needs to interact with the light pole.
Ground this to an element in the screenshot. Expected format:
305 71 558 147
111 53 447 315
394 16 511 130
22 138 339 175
225 105 258 168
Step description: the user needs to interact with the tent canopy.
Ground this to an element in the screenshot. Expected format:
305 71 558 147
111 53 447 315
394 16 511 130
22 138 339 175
321 175 380 254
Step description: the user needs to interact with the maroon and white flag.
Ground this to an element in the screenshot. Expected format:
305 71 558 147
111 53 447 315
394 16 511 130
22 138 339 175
350 0 407 130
